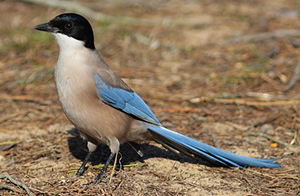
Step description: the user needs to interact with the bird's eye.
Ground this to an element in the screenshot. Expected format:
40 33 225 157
65 22 74 30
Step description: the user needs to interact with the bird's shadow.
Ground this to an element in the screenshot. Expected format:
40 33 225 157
67 128 213 167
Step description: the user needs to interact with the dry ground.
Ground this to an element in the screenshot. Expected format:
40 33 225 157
1 0 300 195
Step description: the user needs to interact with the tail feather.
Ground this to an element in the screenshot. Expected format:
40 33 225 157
148 126 280 169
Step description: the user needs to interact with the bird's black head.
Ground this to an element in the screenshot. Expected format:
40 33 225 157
34 13 95 49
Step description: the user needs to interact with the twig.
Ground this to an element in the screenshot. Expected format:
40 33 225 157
253 113 281 127
0 93 60 108
21 0 179 27
23 0 151 25
246 92 285 101
109 151 119 185
246 168 277 180
225 122 249 131
0 174 33 196
0 141 20 146
0 141 19 151
0 93 44 102
66 163 138 173
0 185 24 194
249 132 300 154
166 163 176 181
220 29 300 45
249 132 289 146
154 108 198 113
245 138 269 146
22 0 211 28
284 58 300 91
191 97 300 106
259 74 282 91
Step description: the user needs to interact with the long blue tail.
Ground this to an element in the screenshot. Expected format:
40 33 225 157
148 126 280 169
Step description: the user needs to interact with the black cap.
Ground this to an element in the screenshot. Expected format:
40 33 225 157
34 13 95 49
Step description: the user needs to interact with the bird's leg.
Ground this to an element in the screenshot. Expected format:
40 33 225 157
76 151 93 177
76 141 97 177
93 152 116 184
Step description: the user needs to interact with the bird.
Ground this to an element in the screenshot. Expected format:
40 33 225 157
34 13 280 183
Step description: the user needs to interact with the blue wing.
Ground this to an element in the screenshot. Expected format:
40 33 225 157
94 73 161 126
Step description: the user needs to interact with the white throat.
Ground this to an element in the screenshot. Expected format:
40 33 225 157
52 33 85 52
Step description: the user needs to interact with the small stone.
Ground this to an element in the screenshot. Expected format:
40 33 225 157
260 124 273 132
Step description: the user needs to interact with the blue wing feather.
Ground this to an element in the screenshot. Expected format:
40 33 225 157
94 74 161 126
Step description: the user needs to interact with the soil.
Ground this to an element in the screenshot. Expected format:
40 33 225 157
1 0 300 195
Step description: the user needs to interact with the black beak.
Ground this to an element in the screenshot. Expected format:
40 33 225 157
34 22 55 33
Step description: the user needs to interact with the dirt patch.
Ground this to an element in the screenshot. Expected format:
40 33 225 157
1 0 300 195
